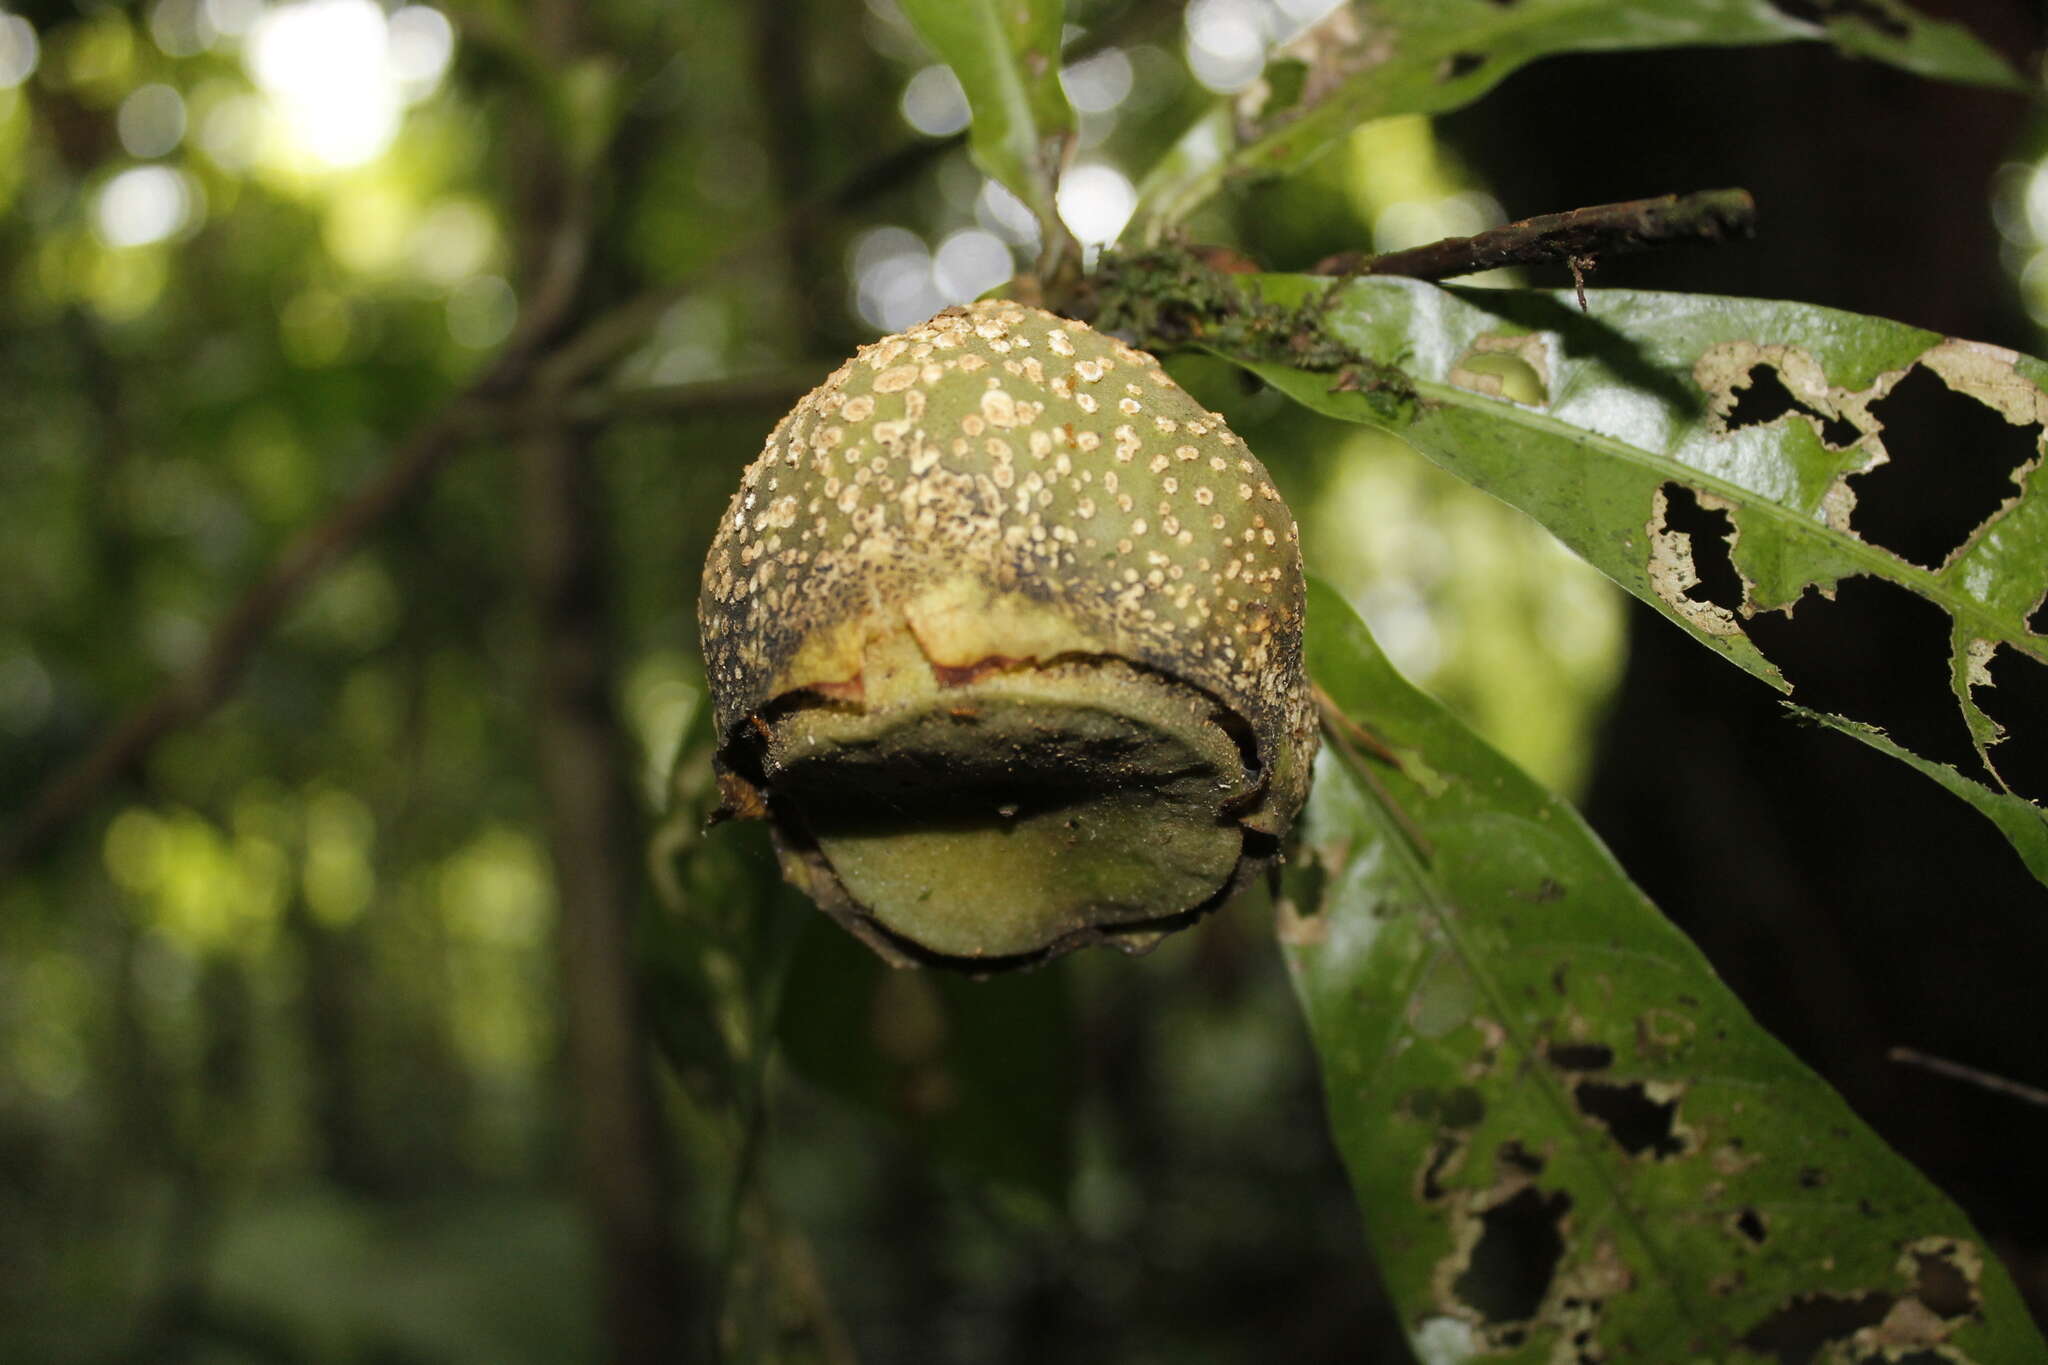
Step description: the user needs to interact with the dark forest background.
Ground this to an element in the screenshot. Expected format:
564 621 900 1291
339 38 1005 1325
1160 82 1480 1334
2 1 2045 1361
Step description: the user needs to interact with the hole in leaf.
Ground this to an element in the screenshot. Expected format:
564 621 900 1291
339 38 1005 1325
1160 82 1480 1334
1980 650 2048 802
1739 1292 1893 1365
1655 483 1743 616
1724 364 1861 448
1453 1186 1570 1324
1409 1085 1488 1129
1574 1080 1685 1158
1851 364 2040 569
1711 1271 1748 1297
1762 0 1910 38
1497 1139 1545 1176
1745 576 1989 782
1422 1136 1461 1202
1910 1248 1978 1319
1733 1207 1769 1245
2029 595 2046 636
1547 1042 1615 1072
1439 52 1486 81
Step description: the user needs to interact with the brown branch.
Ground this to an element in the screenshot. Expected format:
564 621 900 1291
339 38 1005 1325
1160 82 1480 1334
511 2 699 1360
1313 188 1757 282
536 132 961 395
2 138 935 872
559 370 822 425
522 420 698 1362
749 0 826 342
0 393 496 870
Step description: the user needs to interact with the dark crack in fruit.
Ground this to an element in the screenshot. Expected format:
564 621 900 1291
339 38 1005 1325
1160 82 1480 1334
700 301 1315 968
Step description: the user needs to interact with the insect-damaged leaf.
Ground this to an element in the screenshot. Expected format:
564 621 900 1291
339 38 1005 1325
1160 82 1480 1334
1287 580 2047 1363
1137 0 2024 235
899 0 1074 241
1232 277 2048 889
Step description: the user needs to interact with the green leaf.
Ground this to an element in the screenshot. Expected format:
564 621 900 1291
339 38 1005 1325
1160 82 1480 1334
1288 578 2048 1363
643 700 810 1111
1140 0 2024 236
643 705 845 1358
1228 276 2048 885
1793 706 2048 883
900 0 1075 239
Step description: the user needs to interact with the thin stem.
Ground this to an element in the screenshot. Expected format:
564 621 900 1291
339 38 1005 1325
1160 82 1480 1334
3 141 930 873
1890 1047 2048 1107
1314 188 1757 282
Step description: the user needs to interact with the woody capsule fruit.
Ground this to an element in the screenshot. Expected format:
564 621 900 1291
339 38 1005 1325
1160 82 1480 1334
700 301 1315 968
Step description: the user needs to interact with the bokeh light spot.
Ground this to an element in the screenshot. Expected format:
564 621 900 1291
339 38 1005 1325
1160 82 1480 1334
1185 0 1266 93
0 13 39 88
850 225 942 332
408 197 497 287
1062 48 1134 114
117 82 188 158
244 0 451 171
900 63 968 137
93 165 198 247
446 274 516 349
386 5 454 97
932 227 1013 303
975 178 1040 247
1056 162 1136 246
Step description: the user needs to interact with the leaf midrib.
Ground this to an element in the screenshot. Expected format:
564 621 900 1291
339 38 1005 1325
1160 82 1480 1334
1315 746 1708 1345
1409 377 2048 671
1236 1 1807 174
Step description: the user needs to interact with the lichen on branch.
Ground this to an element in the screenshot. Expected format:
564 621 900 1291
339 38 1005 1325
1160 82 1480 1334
1062 245 1417 424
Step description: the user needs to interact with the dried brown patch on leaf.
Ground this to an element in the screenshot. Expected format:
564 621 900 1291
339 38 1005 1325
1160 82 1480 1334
1273 894 1327 946
1915 339 2048 562
1647 484 1745 638
1736 1235 1988 1364
1429 1175 1572 1344
1696 340 1887 445
1421 1158 1646 1360
1550 1233 1635 1363
1405 1083 1487 1204
1695 339 1897 536
1635 1006 1698 1060
1712 1140 1763 1177
1466 1015 1506 1080
1449 331 1553 407
1234 5 1394 141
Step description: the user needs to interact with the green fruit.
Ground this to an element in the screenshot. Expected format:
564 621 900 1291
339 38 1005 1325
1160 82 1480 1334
700 300 1314 968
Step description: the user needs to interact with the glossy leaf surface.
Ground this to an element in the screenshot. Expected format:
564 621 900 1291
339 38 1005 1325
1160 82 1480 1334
1287 579 2047 1362
899 0 1074 236
1139 0 2022 234
1233 276 2048 884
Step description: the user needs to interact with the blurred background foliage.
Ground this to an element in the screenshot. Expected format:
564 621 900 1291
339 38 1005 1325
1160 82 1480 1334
1 1 2044 1362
